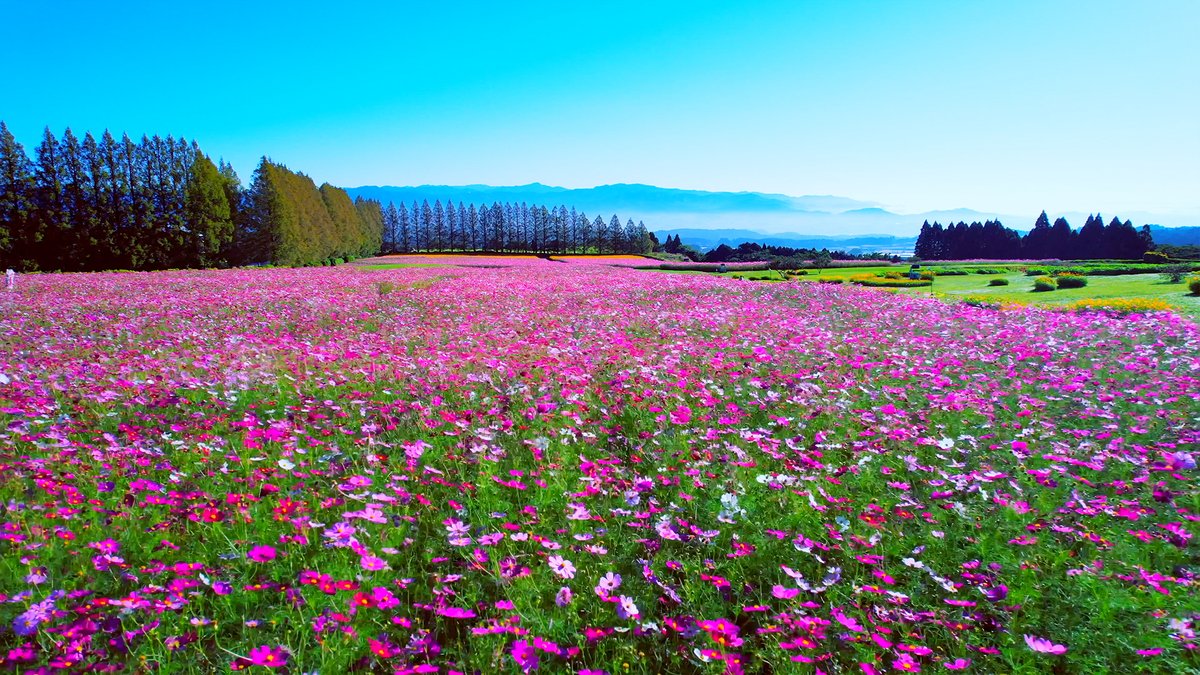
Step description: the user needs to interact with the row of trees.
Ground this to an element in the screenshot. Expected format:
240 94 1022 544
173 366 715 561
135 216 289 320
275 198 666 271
0 123 240 271
0 123 387 271
379 200 654 255
914 213 1153 260
238 160 382 267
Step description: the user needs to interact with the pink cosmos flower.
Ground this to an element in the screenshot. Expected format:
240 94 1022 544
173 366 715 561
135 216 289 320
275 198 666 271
594 572 621 597
892 653 920 672
247 645 288 668
1024 635 1067 654
360 555 388 571
556 586 574 606
942 659 971 670
247 545 276 562
547 555 576 579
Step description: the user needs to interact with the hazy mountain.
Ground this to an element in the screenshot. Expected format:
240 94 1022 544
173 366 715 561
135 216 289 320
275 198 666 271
1150 225 1200 246
346 183 1200 247
650 228 916 255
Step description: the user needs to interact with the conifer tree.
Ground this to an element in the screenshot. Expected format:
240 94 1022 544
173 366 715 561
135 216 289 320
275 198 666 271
184 153 233 267
354 197 383 257
0 122 34 268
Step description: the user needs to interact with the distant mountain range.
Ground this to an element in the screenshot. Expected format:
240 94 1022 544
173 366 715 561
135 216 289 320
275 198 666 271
346 183 1200 253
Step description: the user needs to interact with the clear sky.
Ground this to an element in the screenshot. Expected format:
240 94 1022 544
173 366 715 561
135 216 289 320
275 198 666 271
3 1 1197 219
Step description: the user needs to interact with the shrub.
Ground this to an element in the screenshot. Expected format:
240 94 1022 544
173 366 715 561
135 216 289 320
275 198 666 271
1189 276 1200 295
660 261 772 272
988 278 1009 286
1050 267 1087 277
1144 251 1170 263
933 268 969 276
1033 276 1057 292
1064 298 1173 315
960 295 1002 310
1161 264 1191 283
848 274 932 288
1054 273 1088 288
1024 268 1048 277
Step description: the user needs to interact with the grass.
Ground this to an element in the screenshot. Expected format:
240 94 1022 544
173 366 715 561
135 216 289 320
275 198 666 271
914 271 1200 319
357 263 449 270
642 264 1200 319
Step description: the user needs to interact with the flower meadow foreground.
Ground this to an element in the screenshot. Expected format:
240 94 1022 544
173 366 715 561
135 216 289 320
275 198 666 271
0 264 1197 674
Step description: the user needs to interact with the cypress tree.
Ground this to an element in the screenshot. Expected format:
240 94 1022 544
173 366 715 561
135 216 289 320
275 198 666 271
0 122 34 269
398 202 411 252
608 214 623 253
354 197 384 257
183 153 233 267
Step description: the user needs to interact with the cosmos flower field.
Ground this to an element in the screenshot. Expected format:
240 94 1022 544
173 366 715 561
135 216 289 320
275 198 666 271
1 260 1197 674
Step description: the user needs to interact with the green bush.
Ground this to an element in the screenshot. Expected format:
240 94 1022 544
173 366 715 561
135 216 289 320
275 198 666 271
1033 276 1057 292
1024 268 1048 277
1050 267 1087 277
1144 251 1170 264
1055 274 1088 288
1161 264 1191 283
988 278 1009 286
1189 276 1200 295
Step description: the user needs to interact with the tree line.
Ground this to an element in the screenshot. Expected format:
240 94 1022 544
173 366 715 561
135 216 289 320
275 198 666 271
0 122 382 271
658 234 895 266
914 213 1154 261
379 200 654 255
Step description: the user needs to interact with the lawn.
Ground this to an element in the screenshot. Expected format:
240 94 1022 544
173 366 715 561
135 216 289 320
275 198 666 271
646 264 1200 320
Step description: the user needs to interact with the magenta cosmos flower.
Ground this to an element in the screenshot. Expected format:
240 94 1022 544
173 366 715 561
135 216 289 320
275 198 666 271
1024 635 1067 654
247 645 288 667
247 545 277 562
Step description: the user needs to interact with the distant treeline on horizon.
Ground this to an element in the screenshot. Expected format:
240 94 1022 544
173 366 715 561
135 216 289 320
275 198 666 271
915 213 1152 260
376 200 655 256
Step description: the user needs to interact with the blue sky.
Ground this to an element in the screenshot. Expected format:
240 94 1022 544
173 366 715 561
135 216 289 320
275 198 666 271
3 1 1197 219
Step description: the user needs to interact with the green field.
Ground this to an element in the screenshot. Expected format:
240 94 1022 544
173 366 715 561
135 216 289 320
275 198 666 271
662 264 1200 320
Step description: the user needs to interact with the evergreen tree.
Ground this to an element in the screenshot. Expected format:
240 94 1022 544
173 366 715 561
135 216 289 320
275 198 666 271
183 153 233 267
594 214 609 254
490 202 505 250
1048 217 1073 259
420 200 433 251
467 203 479 252
579 212 593 253
455 202 467 252
398 202 411 252
319 183 362 258
1139 224 1154 253
0 122 34 268
382 201 399 253
432 199 445 251
354 197 384 257
609 214 623 253
32 128 66 270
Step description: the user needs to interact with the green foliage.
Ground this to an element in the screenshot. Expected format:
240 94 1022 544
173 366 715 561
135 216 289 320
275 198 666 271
988 278 1009 286
1055 273 1088 288
1033 276 1057 292
0 122 34 268
1143 250 1170 263
1161 264 1191 283
1188 277 1200 295
184 154 234 267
